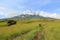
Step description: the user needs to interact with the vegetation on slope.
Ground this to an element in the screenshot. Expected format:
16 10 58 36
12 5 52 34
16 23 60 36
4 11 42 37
0 18 60 40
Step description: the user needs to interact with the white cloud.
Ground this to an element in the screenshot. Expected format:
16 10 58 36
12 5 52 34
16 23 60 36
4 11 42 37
37 11 60 19
0 6 60 19
0 6 5 10
22 10 35 15
38 11 60 19
22 10 60 19
5 11 19 18
0 6 6 11
0 6 19 18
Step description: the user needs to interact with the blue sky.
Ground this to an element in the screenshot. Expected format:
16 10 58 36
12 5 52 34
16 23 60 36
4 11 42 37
0 0 60 19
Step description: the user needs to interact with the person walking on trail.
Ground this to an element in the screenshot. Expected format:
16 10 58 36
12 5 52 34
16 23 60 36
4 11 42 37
39 24 42 27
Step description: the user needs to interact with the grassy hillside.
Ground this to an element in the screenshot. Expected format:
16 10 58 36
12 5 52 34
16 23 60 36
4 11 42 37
0 18 60 40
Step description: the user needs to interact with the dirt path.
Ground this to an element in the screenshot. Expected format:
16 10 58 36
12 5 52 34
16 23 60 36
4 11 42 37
7 26 45 40
33 25 45 40
33 31 39 40
33 31 45 40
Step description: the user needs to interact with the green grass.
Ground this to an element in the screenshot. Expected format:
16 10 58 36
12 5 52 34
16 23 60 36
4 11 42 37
0 19 39 40
0 19 60 40
14 28 40 40
44 21 60 40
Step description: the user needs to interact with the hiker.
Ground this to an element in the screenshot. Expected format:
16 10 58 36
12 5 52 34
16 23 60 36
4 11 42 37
39 24 42 27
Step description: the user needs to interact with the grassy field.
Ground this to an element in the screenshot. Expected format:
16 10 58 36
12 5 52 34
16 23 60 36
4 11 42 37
0 18 60 40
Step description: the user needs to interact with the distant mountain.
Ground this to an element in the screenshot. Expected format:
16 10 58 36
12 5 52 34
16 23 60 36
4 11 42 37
0 14 55 21
0 10 60 20
11 14 54 20
0 10 56 20
11 10 56 19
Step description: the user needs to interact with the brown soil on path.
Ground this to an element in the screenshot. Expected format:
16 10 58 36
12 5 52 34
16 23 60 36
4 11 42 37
33 31 39 40
33 27 45 40
33 31 45 40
